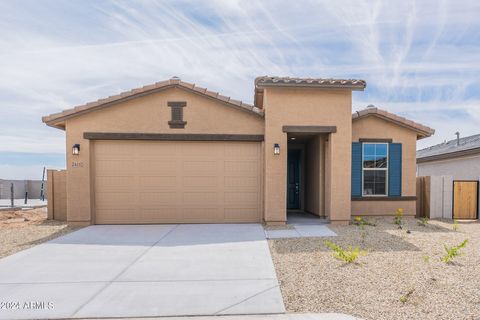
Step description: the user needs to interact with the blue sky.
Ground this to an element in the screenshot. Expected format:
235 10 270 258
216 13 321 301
1 0 479 179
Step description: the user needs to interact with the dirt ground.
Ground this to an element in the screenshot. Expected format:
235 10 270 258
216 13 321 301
269 217 480 320
0 207 78 258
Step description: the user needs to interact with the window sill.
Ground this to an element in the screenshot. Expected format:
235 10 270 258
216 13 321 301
351 196 416 201
168 121 187 129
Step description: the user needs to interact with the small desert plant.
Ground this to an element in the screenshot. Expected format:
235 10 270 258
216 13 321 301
324 240 365 264
393 208 404 228
353 216 376 227
418 217 429 226
399 289 415 304
452 219 459 231
441 239 468 264
423 255 430 263
360 229 368 243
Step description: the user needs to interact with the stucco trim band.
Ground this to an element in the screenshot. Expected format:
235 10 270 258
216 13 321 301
282 126 337 133
83 132 264 142
352 196 417 201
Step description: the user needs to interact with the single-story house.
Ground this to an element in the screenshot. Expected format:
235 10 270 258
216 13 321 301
42 76 434 226
417 133 480 220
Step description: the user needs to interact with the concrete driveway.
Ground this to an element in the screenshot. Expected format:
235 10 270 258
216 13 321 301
0 224 284 319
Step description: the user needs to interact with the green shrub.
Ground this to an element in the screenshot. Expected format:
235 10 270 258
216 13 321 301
393 208 404 227
441 239 468 264
324 240 365 264
418 217 429 226
353 216 376 227
400 289 415 304
452 219 459 231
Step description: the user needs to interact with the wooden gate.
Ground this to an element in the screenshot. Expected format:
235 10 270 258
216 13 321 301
453 181 478 219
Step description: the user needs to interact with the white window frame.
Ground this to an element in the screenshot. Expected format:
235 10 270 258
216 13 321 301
362 143 388 196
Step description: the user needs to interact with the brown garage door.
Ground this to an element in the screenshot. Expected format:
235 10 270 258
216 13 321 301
93 140 262 224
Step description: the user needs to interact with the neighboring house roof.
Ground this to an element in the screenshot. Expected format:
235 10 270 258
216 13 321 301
254 76 366 109
42 77 263 129
352 106 435 139
417 133 480 163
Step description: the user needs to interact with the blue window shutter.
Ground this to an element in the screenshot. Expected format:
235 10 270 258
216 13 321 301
388 143 402 196
351 143 362 197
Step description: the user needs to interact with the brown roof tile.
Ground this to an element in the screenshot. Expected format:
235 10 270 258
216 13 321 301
255 76 366 90
42 78 262 127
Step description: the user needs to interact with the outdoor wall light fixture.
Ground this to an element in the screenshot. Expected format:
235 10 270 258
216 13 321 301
273 143 280 155
72 144 80 155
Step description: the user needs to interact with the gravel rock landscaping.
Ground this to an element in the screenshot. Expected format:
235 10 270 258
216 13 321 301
269 217 480 320
0 207 79 258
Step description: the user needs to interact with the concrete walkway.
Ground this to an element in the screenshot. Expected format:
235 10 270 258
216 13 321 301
265 212 337 239
0 224 284 319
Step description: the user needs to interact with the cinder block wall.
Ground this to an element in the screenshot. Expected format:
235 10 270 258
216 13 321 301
0 179 47 199
417 176 453 219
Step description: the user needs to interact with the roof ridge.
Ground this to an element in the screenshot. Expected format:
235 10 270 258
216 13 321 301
352 106 434 138
43 78 261 125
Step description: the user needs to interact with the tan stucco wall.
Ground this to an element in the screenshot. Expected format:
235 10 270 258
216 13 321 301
352 200 416 216
352 115 418 216
64 87 264 224
264 88 353 223
47 169 67 221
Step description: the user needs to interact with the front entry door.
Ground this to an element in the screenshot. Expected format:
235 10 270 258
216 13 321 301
287 150 300 209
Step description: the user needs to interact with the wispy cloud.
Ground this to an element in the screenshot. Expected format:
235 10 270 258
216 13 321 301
0 0 479 178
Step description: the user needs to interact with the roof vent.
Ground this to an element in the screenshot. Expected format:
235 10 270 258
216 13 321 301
367 104 375 108
455 132 460 146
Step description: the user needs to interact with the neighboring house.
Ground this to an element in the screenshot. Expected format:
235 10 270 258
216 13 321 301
417 134 480 220
417 133 480 180
42 77 434 226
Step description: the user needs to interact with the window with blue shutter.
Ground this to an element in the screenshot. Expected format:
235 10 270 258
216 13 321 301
351 143 362 196
388 143 402 196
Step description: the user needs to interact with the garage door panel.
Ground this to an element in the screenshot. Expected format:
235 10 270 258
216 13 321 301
181 208 223 221
225 192 258 206
183 161 218 175
96 209 140 224
182 176 218 188
140 208 180 221
96 176 134 192
96 192 136 209
224 176 258 188
139 192 177 206
225 144 259 159
181 144 223 158
139 176 177 189
94 141 261 224
224 208 259 221
182 192 218 205
224 161 258 175
94 141 132 157
138 160 177 175
96 160 135 176
136 142 178 158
